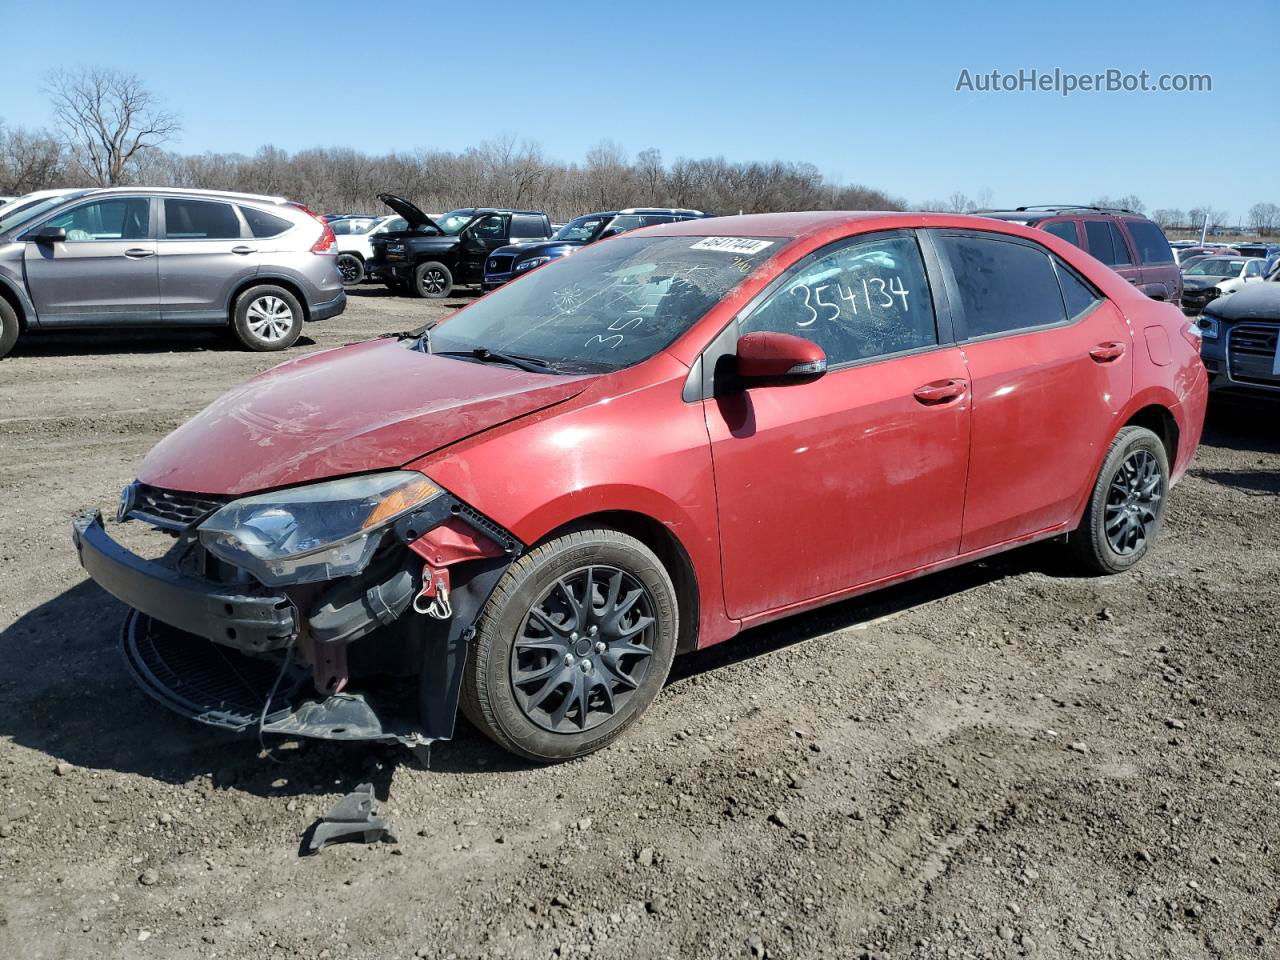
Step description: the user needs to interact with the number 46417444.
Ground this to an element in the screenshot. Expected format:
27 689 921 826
791 277 910 328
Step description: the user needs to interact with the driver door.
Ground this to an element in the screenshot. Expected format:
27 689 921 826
23 196 160 324
460 214 508 283
704 231 971 620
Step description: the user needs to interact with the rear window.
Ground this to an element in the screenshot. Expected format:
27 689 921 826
240 205 294 238
1125 220 1174 264
510 214 547 239
164 198 241 240
1042 221 1082 248
1084 220 1132 266
941 235 1066 338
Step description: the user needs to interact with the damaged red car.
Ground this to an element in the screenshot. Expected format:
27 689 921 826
72 212 1208 762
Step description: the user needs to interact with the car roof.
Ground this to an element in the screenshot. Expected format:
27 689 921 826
448 207 545 216
80 186 292 205
641 210 925 239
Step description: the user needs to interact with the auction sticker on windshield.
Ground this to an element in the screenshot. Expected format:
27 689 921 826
690 237 775 255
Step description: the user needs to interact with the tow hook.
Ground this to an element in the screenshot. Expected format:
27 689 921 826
413 564 452 619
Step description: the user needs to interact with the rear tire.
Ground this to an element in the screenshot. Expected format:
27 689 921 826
410 261 453 299
459 528 678 762
0 298 18 359
336 253 365 286
1069 426 1169 575
231 285 303 351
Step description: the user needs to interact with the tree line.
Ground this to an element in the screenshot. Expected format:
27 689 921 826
0 66 1273 234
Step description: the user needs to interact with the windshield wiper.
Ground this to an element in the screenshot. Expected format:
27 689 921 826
433 347 553 373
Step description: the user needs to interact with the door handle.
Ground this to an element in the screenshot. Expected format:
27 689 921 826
1127 277 1140 285
231 246 254 255
123 248 155 259
1089 341 1126 363
913 379 967 405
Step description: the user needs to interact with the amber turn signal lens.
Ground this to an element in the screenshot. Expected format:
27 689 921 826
361 475 440 529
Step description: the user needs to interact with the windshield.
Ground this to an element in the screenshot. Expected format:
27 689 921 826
1185 258 1244 277
552 216 608 243
428 235 782 373
435 210 476 235
0 194 78 235
330 218 378 235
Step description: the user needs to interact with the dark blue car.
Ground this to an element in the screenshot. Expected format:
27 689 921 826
482 207 708 290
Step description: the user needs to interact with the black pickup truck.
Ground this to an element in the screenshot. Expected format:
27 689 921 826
367 194 552 298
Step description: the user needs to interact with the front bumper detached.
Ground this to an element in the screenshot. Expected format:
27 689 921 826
72 499 520 748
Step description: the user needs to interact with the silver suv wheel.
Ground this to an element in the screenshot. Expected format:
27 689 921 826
246 295 294 342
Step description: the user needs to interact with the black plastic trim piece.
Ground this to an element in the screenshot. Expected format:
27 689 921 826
72 511 296 652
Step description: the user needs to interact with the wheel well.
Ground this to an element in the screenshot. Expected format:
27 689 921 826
1125 404 1179 464
228 276 311 323
339 251 364 261
543 511 701 655
0 282 27 331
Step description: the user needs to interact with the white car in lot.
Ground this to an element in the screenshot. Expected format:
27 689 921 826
333 215 407 285
1180 256 1268 313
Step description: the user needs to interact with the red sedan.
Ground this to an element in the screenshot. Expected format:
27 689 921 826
72 212 1208 762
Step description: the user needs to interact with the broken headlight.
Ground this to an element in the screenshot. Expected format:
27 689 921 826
198 471 441 586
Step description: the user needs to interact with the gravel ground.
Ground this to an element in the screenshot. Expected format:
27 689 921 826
0 288 1277 960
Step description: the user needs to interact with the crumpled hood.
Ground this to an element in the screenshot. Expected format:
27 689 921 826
1182 276 1226 291
138 338 593 496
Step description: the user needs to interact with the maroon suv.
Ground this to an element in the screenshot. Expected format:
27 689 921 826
980 206 1182 305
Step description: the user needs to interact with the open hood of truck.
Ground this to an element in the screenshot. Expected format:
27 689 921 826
376 193 442 233
138 338 593 496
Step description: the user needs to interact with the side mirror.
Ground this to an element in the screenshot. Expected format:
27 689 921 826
30 225 66 244
736 331 827 382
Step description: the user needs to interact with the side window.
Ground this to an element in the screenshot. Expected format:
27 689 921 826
940 235 1067 338
1125 220 1174 264
1042 220 1083 248
740 235 937 365
164 198 242 240
1246 261 1262 277
640 215 676 227
46 197 150 241
1055 260 1103 319
510 214 547 239
239 205 293 239
470 214 506 240
1084 220 1119 265
1107 222 1132 264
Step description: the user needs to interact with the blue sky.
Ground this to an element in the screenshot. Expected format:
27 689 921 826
1 0 1275 218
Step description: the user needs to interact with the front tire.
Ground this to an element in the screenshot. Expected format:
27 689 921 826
232 285 303 351
1070 425 1169 575
0 297 19 359
460 529 678 762
410 261 453 299
336 253 365 286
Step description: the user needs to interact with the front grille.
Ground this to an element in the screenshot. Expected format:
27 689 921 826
486 254 514 275
130 484 227 530
1228 322 1280 387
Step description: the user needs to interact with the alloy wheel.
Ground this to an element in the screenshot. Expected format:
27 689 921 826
337 256 362 284
420 269 447 295
510 565 657 734
1104 448 1163 555
245 296 294 343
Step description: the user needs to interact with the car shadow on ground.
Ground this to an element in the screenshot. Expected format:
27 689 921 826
9 329 319 357
0 540 1071 796
1188 396 1279 494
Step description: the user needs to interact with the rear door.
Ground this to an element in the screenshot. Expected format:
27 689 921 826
158 197 258 323
705 230 972 618
931 230 1132 551
22 195 159 325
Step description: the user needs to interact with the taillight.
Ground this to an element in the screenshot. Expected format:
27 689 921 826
290 202 337 255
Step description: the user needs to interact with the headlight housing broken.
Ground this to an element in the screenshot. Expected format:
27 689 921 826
198 471 442 586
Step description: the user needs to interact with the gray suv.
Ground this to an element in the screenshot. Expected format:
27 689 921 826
0 187 346 359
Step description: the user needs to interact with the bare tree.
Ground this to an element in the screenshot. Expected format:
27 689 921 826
1247 202 1278 236
0 123 68 193
1151 208 1185 229
45 67 181 185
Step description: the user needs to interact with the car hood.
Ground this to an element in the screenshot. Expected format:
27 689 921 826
137 338 594 496
377 193 441 232
493 240 583 260
1204 282 1280 320
1182 276 1228 290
